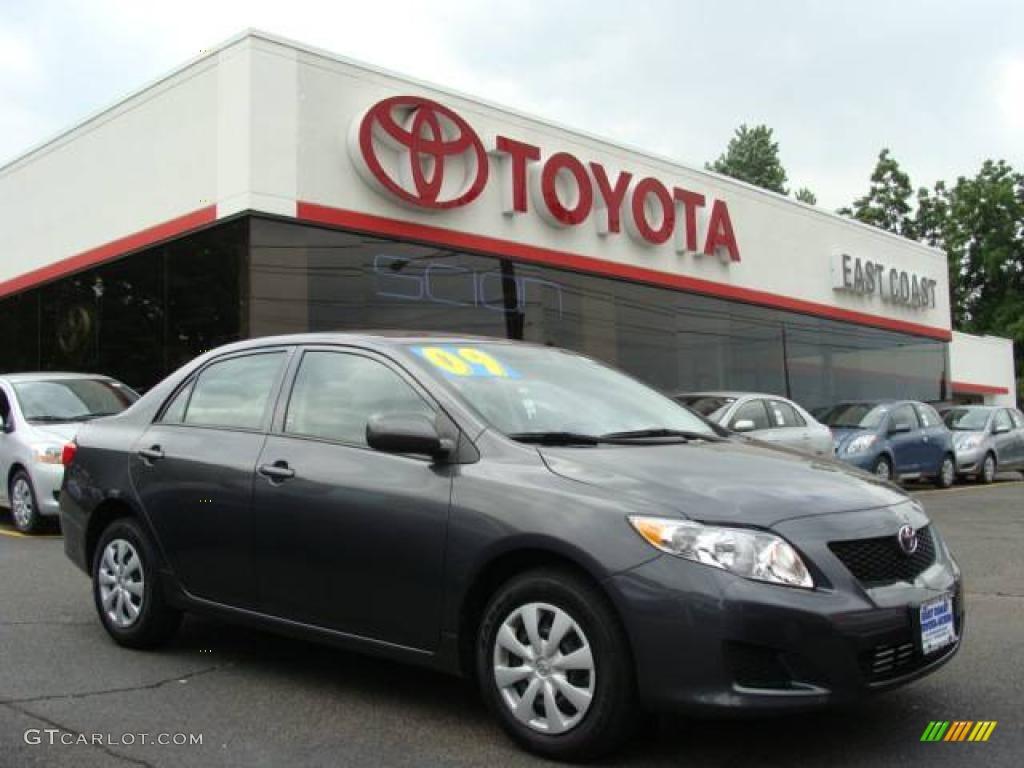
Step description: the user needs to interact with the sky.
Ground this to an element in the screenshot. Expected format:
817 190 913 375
1 0 1021 211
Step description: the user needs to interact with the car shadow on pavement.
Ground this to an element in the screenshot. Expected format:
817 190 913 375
166 613 935 767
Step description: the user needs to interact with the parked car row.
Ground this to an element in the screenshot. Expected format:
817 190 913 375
674 391 1024 489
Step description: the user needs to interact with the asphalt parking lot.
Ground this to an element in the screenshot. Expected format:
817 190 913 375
1 478 1022 768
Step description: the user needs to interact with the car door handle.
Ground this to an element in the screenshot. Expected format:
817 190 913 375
258 462 295 481
138 446 164 462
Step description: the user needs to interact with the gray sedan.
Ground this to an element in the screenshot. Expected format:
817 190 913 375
941 405 1024 483
674 391 834 457
0 373 138 533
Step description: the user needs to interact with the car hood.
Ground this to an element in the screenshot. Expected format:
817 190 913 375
538 438 908 528
828 426 872 450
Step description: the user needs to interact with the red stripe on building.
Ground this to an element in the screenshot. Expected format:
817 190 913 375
297 202 953 342
952 380 1010 395
0 206 218 299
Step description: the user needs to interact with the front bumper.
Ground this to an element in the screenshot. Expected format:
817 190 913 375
954 448 983 474
606 508 963 714
28 463 64 517
837 451 878 472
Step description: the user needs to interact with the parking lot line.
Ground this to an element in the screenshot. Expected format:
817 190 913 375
0 525 60 539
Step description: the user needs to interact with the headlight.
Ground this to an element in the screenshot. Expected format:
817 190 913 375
31 444 64 465
629 516 814 588
845 434 878 454
955 435 982 452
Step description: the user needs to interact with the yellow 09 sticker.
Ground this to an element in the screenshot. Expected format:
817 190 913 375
415 346 515 378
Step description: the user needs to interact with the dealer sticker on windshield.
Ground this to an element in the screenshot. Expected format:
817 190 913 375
919 593 956 655
413 346 519 379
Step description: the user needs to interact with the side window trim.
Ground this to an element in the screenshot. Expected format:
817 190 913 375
156 347 295 433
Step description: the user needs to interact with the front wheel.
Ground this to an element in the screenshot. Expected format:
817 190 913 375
92 517 181 648
978 453 996 484
9 470 42 534
935 454 956 489
476 569 637 761
873 456 893 482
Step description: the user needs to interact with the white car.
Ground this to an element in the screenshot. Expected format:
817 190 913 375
0 373 138 533
674 391 834 457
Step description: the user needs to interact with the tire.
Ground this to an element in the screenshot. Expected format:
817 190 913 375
9 469 42 534
935 454 956 489
92 517 181 649
872 456 893 483
978 453 996 485
476 568 637 761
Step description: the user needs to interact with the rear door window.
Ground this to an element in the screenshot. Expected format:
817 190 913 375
730 400 772 431
182 352 287 430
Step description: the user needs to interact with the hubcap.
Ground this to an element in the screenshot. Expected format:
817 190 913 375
876 461 890 480
11 478 33 529
943 459 954 485
492 602 595 735
98 539 145 628
984 457 995 482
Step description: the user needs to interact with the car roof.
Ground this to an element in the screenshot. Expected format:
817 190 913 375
0 372 116 383
674 391 791 401
194 331 560 358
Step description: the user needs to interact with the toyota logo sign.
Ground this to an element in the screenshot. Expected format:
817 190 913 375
350 95 489 210
897 524 919 556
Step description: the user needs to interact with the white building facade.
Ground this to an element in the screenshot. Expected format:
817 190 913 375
0 32 1015 407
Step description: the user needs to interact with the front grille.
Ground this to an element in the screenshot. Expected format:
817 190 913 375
829 526 936 586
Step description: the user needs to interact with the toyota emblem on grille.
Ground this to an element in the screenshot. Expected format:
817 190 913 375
897 524 919 556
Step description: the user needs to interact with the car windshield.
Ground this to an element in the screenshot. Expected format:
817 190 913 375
676 395 735 420
13 378 138 423
404 342 715 440
943 408 991 431
819 403 889 429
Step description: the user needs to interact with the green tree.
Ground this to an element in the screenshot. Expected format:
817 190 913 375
838 149 916 238
795 187 817 205
914 162 1024 400
707 124 789 195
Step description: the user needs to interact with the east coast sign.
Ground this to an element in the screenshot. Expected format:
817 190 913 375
348 95 741 262
831 252 938 310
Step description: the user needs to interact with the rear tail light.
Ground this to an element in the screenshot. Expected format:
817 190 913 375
61 442 78 466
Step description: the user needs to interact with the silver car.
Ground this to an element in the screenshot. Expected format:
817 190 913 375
675 391 834 456
0 373 138 533
942 405 1024 483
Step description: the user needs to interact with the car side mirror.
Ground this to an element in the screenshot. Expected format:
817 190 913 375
0 414 12 434
732 419 756 433
888 423 911 435
366 413 452 459
992 424 1010 435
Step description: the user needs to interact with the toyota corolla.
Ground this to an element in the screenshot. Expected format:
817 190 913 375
60 334 963 760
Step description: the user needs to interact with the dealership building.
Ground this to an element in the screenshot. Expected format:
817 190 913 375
0 31 1016 409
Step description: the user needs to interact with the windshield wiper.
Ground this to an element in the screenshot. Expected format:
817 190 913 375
508 431 601 446
26 416 75 423
600 428 722 442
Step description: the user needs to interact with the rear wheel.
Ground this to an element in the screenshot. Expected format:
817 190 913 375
976 453 996 484
935 454 956 489
9 470 42 534
92 517 181 648
476 569 637 761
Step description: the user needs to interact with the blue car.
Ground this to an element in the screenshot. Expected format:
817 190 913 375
820 400 956 488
